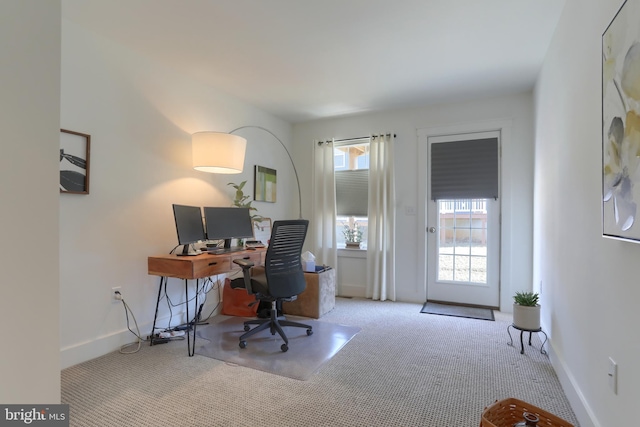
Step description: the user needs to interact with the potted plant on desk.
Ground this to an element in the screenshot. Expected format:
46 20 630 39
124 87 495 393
512 291 541 330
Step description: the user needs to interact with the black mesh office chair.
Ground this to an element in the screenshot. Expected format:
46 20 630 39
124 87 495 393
232 219 313 352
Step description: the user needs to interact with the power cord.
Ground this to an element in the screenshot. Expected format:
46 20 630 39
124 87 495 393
199 277 224 322
115 291 143 354
139 252 227 342
117 292 187 349
115 276 222 351
163 275 222 329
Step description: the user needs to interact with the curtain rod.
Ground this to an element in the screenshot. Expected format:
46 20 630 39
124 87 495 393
317 133 396 146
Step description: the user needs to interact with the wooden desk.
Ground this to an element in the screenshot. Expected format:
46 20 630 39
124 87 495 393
147 248 266 356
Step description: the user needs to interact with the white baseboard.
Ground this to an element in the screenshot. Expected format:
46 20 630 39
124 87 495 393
547 335 601 427
338 284 366 298
60 302 221 369
60 325 140 370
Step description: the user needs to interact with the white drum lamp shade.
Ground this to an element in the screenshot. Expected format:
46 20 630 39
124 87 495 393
192 131 246 174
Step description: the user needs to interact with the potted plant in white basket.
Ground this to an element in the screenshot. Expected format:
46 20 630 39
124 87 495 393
343 221 363 248
512 291 541 330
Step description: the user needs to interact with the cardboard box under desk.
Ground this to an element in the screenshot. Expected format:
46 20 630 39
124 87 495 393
252 266 336 318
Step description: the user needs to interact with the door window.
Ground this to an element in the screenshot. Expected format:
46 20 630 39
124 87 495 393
437 199 488 284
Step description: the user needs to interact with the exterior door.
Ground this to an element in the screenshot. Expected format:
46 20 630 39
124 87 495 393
425 131 501 308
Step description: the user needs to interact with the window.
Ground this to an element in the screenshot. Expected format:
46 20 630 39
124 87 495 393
334 150 346 169
437 199 488 284
334 141 369 248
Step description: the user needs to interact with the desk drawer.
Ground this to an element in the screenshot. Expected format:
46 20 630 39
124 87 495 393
148 255 231 279
230 252 263 270
192 256 231 278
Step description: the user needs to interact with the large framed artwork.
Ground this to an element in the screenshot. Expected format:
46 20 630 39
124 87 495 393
602 0 640 242
254 165 276 203
60 129 91 195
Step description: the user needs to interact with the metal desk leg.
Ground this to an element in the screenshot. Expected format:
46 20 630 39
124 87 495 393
185 279 192 356
185 279 199 357
150 276 166 346
192 279 199 356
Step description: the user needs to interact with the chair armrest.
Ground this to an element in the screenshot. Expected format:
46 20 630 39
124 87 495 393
233 258 255 294
233 258 255 270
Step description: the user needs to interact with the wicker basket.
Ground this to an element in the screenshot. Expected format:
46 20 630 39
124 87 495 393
480 398 574 427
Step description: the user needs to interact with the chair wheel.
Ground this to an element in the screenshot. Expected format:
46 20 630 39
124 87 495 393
306 329 313 336
280 344 288 352
243 325 250 332
239 340 247 349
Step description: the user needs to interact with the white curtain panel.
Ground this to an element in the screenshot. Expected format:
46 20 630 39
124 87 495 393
312 140 338 270
366 134 396 301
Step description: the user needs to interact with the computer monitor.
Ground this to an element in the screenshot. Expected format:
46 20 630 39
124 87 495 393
172 204 206 256
204 207 254 250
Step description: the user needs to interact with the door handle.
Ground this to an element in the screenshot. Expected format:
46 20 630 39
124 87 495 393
428 227 436 233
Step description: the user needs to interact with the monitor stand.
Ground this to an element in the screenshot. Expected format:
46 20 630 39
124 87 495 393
177 244 199 256
206 240 244 254
204 238 246 255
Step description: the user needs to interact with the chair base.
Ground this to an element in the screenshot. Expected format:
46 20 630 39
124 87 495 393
239 301 313 352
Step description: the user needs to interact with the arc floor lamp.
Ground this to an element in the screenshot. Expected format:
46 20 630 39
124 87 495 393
191 126 303 219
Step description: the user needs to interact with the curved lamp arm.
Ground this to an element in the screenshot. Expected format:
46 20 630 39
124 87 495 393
229 125 303 219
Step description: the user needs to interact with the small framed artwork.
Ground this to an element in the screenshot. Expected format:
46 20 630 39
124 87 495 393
254 165 276 203
602 0 640 242
60 129 91 194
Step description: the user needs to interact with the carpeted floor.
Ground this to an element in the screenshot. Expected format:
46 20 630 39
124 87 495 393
61 298 579 427
195 316 360 380
421 301 495 321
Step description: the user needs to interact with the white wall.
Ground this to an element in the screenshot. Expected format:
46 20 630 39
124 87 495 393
337 249 367 297
534 0 640 425
293 92 534 306
59 19 295 368
0 1 61 403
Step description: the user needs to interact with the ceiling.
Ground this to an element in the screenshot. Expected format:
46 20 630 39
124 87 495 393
62 0 565 123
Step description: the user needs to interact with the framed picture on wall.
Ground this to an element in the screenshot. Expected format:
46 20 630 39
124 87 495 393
254 165 276 203
60 129 91 195
602 0 640 242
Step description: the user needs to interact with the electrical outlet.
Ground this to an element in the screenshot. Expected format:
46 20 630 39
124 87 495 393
608 357 618 394
112 286 122 302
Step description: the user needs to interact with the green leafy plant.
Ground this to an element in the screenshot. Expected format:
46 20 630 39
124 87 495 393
227 181 262 222
513 291 539 307
342 221 363 243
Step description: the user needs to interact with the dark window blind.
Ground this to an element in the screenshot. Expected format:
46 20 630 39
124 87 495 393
430 137 498 200
336 169 368 216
